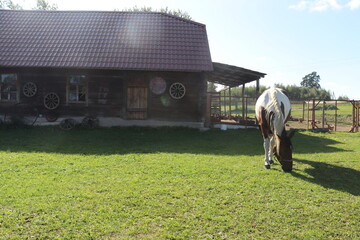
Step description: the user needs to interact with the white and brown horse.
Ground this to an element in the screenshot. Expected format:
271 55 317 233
255 88 294 172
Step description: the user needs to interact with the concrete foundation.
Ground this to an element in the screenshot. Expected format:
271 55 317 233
3 115 205 129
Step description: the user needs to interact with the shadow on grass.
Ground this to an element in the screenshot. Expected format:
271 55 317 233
292 159 360 196
0 127 350 157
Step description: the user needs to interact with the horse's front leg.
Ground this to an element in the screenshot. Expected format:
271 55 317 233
263 137 271 169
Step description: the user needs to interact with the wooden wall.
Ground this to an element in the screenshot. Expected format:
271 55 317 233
0 68 207 123
147 72 207 122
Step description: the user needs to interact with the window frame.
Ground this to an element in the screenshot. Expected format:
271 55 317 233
66 75 88 105
0 73 19 103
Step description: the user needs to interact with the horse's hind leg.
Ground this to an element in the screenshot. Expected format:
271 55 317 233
263 137 271 169
268 136 275 165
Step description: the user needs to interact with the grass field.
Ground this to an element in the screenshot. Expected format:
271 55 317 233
1 127 359 239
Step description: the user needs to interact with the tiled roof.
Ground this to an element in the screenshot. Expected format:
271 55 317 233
0 10 213 72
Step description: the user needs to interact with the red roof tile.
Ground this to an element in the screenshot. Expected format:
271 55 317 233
0 10 213 72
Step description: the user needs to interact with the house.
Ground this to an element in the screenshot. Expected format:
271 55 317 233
0 10 265 128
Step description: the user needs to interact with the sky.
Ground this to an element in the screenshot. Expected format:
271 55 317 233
12 0 360 99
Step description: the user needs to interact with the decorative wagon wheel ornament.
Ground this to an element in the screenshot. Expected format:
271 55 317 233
81 116 99 129
60 118 77 130
22 82 37 97
169 82 186 99
45 111 59 122
44 92 60 110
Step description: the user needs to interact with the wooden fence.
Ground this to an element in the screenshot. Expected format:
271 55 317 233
208 92 360 132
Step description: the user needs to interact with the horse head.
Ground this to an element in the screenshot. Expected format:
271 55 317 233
273 130 295 172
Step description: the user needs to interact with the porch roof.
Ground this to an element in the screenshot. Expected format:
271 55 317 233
206 62 266 87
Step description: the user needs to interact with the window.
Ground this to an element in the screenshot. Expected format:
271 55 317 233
0 74 18 102
67 75 87 103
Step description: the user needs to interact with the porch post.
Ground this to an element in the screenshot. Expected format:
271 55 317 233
242 84 245 120
229 87 232 117
256 79 260 98
204 93 211 128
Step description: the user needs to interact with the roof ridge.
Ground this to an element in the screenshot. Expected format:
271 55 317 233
0 9 205 27
154 11 205 28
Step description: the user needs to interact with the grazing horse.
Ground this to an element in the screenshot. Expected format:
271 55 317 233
255 88 294 172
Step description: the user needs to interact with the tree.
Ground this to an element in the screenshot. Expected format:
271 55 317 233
207 82 216 92
0 0 57 10
0 0 23 9
274 83 332 100
34 0 57 10
226 85 267 98
338 95 349 101
300 71 321 89
121 6 192 20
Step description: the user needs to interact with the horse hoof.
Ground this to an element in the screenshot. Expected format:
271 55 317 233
269 160 274 164
264 165 271 169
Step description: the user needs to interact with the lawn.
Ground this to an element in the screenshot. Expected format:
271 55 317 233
0 127 359 239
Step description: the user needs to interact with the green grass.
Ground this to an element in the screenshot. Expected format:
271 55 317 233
1 127 359 239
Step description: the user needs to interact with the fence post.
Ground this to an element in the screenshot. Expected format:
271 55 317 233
312 99 316 129
307 101 310 130
322 100 325 129
335 100 337 132
355 102 360 132
352 101 355 132
302 101 305 120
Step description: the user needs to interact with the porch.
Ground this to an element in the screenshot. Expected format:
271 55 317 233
205 62 266 128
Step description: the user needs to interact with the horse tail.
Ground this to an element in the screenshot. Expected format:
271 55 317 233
268 88 285 156
269 88 284 135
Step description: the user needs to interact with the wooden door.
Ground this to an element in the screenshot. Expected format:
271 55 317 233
127 87 148 119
